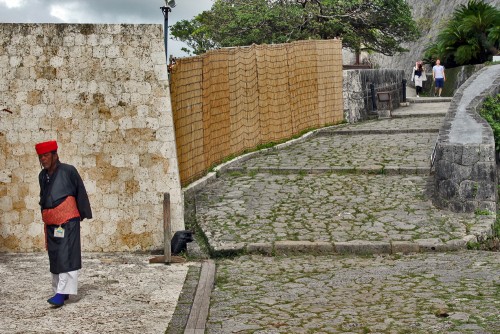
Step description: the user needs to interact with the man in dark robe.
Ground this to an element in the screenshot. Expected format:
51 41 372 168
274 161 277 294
35 140 92 307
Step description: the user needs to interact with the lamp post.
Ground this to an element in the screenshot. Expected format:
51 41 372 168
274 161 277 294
160 0 176 65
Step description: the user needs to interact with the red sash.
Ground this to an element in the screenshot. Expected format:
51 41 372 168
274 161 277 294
42 196 80 250
42 196 80 226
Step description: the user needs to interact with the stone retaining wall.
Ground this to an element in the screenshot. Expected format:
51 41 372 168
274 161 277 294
433 65 500 213
0 23 183 252
343 69 404 123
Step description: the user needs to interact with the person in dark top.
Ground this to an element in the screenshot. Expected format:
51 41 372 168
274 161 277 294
35 140 92 307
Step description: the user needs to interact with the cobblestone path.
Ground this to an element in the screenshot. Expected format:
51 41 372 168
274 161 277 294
184 101 499 334
193 102 495 254
207 252 500 333
196 173 491 251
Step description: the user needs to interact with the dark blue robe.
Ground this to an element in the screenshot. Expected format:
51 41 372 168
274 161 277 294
39 162 92 274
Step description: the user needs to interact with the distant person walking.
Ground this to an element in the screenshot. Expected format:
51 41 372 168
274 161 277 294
432 59 446 97
35 140 92 307
411 61 426 97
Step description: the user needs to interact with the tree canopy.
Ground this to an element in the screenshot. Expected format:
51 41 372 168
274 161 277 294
170 0 420 56
424 0 500 67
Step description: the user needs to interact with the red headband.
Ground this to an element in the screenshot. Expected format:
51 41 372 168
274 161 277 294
35 140 58 155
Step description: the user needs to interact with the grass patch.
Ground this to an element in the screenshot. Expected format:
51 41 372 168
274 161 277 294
479 94 500 151
466 211 500 251
227 170 244 177
474 208 493 216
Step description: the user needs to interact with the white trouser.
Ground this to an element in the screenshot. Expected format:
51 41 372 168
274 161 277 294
51 270 79 295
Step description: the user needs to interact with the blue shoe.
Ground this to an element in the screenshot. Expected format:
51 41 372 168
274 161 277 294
64 294 69 300
47 293 65 307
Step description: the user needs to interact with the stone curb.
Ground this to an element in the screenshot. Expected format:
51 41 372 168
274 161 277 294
318 128 440 135
407 97 453 103
391 113 447 118
224 166 431 176
165 264 202 334
183 172 218 198
208 235 490 257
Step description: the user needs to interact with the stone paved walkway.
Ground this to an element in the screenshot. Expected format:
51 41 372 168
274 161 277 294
175 100 500 333
207 251 500 333
0 253 193 334
193 101 495 255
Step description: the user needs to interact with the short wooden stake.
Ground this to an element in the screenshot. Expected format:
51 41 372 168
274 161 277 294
164 192 172 264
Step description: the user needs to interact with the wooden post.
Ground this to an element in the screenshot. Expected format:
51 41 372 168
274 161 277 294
149 192 185 264
163 192 172 264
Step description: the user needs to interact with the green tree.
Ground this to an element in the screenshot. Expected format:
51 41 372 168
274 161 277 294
170 12 217 55
170 0 419 57
424 0 500 66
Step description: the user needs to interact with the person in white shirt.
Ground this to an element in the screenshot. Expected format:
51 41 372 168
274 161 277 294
432 59 446 97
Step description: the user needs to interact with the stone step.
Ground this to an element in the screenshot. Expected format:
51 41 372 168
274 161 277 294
391 112 447 118
407 97 453 103
319 128 439 135
216 239 472 256
225 166 431 176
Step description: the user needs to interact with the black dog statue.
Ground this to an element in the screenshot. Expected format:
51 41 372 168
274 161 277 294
171 230 194 255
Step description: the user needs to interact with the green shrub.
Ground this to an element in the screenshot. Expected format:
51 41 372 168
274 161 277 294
423 0 500 67
479 94 500 151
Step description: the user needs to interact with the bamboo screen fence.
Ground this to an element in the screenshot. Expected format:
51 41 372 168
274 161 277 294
170 39 343 186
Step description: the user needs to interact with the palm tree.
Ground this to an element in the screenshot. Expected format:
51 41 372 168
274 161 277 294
424 0 500 66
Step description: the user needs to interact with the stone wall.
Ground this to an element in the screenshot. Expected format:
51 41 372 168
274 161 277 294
0 23 183 252
343 69 404 123
433 65 500 213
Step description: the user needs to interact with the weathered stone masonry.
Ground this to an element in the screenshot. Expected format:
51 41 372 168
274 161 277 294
343 69 404 123
433 65 500 214
0 24 183 252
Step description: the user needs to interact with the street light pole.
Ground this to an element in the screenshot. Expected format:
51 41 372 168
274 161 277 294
160 0 175 65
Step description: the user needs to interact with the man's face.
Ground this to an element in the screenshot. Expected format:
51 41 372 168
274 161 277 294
38 152 57 170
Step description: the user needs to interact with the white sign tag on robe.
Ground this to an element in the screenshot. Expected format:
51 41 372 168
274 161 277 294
54 226 65 238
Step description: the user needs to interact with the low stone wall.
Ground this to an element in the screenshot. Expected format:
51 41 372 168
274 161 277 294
343 69 404 123
433 65 500 213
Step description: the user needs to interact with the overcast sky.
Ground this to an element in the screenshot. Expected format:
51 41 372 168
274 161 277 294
0 0 213 57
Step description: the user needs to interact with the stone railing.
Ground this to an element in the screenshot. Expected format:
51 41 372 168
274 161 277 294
433 65 500 213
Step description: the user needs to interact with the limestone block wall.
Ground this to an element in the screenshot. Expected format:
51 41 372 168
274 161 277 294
433 65 500 213
343 69 404 123
0 23 183 252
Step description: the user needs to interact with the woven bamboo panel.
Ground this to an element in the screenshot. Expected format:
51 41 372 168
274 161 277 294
256 43 292 142
170 56 205 184
315 39 344 125
202 49 232 171
288 40 319 133
228 46 260 154
171 40 343 186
